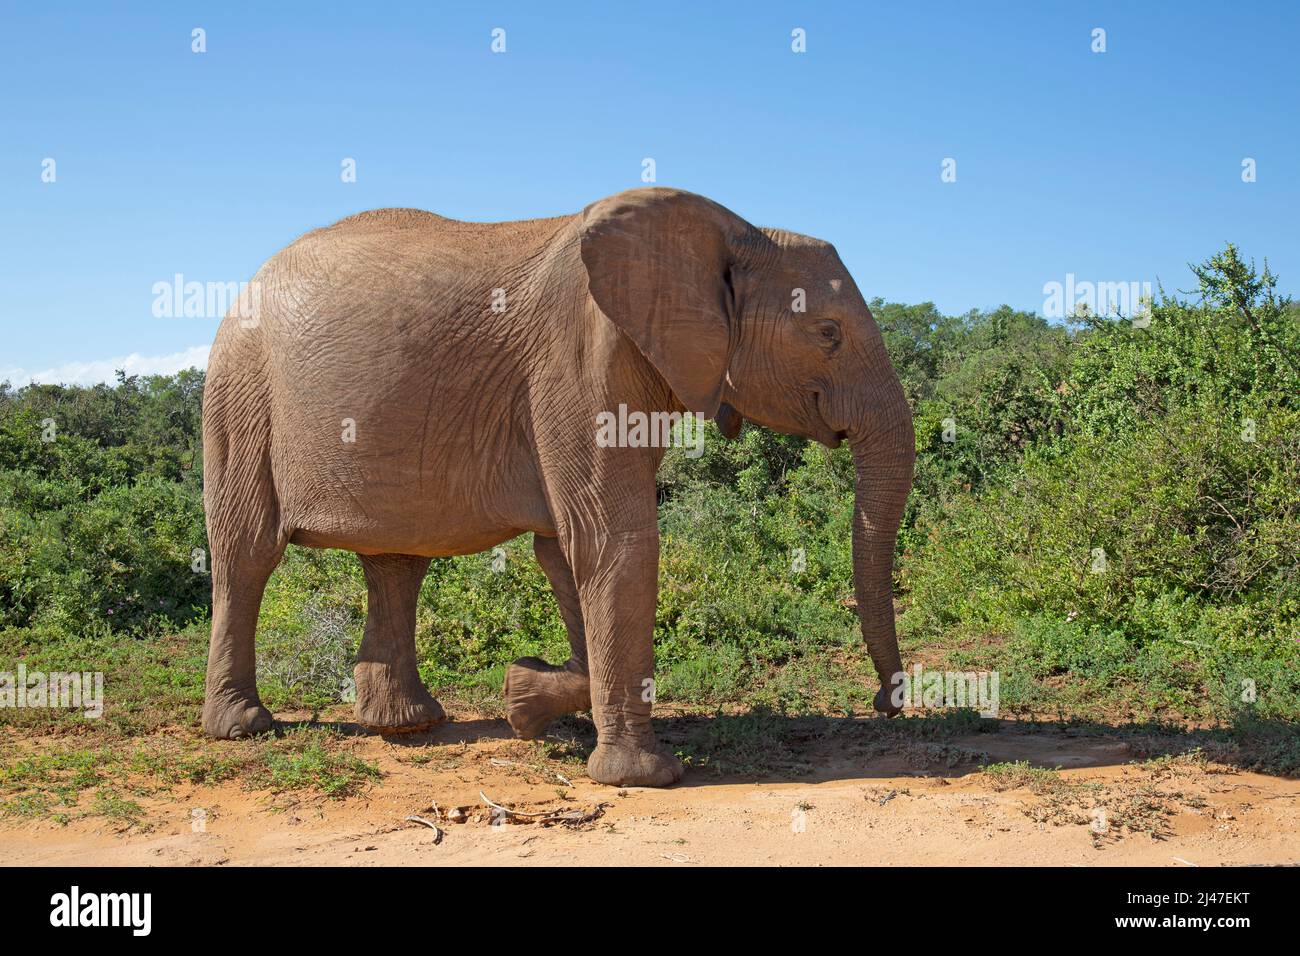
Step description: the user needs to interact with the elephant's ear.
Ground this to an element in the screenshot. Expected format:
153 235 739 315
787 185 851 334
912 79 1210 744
580 188 758 417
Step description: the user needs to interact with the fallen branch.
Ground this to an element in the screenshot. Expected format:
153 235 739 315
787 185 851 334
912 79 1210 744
404 815 444 844
480 790 555 818
478 790 607 826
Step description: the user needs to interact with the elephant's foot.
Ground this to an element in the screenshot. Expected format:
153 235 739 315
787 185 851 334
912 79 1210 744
503 657 591 739
203 687 273 739
587 739 684 788
874 685 903 717
354 663 446 734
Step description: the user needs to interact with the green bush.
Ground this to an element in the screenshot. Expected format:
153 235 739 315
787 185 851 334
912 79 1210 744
0 470 206 634
0 371 208 637
899 246 1299 720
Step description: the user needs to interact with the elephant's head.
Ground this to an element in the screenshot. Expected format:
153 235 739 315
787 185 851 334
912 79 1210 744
581 188 914 713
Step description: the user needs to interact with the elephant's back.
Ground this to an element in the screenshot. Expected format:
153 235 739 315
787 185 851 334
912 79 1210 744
210 206 577 363
304 207 574 263
252 207 576 341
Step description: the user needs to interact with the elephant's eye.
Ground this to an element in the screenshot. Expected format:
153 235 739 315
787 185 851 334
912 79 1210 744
812 319 842 352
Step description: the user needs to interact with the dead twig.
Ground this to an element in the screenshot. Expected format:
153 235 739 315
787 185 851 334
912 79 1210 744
404 815 444 844
480 790 555 818
478 790 607 826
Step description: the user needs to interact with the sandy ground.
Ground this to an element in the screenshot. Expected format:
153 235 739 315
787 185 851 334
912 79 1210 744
4 715 1298 867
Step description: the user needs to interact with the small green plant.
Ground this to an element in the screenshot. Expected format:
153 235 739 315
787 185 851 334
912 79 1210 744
247 728 381 798
981 760 1068 795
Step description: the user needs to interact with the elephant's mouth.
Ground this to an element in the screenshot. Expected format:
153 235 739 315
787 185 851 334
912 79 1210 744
811 390 847 447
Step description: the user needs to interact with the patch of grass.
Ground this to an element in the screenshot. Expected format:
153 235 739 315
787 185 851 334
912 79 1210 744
0 746 117 810
0 622 208 736
432 665 508 717
0 791 53 818
0 744 152 827
658 643 751 706
87 788 146 830
980 758 1211 842
0 723 384 828
671 707 810 777
749 651 876 716
1138 749 1210 779
1228 713 1300 776
534 714 597 766
126 740 246 786
982 760 1070 795
1103 782 1194 840
246 727 380 798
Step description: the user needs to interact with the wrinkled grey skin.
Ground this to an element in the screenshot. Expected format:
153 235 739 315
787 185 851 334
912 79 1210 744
202 188 914 787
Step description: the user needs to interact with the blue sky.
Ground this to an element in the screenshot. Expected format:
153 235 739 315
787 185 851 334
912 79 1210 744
2 1 1297 384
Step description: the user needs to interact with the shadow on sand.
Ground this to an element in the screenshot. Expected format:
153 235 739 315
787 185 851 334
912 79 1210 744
272 707 1299 785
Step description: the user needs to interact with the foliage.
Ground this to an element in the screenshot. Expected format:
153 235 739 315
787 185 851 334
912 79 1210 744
900 246 1299 720
0 371 208 635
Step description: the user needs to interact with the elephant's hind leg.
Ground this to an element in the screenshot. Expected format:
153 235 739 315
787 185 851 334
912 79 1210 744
354 553 446 734
504 534 592 739
202 456 286 739
203 548 284 738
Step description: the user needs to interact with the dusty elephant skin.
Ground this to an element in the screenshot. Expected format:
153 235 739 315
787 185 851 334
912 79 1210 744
201 188 915 787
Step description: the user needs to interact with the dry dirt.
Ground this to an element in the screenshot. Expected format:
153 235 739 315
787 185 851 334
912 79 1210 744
3 713 1297 867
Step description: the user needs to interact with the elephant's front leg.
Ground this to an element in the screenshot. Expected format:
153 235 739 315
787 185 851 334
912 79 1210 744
570 523 682 787
504 534 591 738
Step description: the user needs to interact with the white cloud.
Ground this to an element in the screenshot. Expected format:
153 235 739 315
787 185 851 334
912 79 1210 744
1 345 211 387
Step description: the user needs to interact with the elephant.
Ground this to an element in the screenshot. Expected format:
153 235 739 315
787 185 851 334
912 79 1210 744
201 187 915 787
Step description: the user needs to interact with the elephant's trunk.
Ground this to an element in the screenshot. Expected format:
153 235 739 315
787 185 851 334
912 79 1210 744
849 408 914 716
